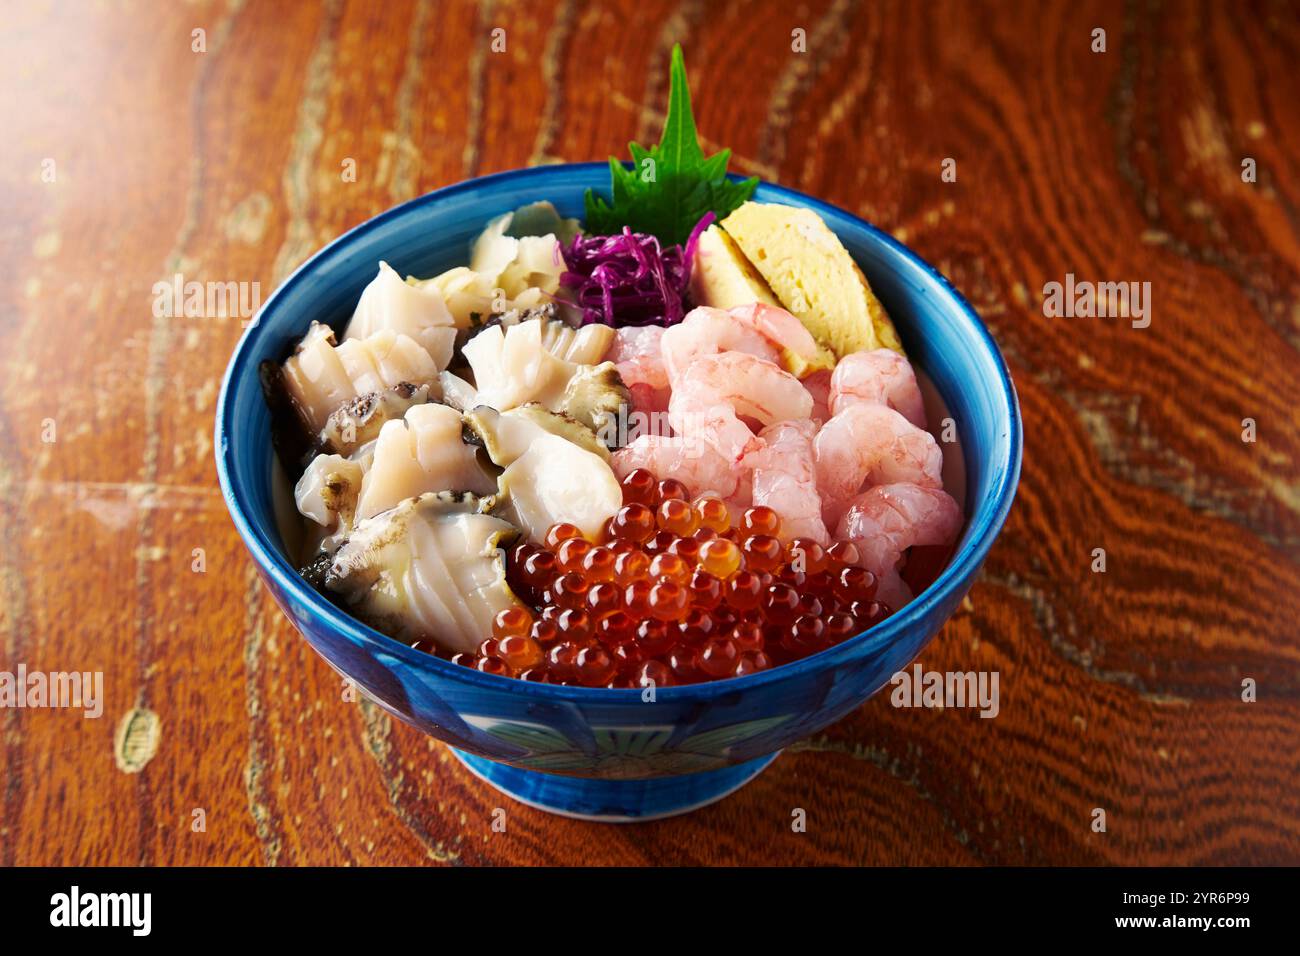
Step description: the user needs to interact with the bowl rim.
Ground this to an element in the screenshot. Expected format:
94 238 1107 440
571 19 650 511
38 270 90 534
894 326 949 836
215 162 1023 702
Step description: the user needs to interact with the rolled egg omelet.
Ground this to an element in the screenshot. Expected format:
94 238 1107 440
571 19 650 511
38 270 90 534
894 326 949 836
719 201 904 357
689 223 780 310
690 223 836 377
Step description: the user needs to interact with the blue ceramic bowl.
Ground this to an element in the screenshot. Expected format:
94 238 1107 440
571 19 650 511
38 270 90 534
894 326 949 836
216 164 1021 821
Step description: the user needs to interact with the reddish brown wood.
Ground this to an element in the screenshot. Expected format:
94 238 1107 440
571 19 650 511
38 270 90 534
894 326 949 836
0 0 1296 865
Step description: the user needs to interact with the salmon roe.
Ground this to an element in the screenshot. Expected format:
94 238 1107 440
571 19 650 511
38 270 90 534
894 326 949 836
451 469 893 687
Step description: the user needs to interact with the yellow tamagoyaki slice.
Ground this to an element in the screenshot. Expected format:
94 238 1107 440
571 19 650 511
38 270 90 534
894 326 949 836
689 223 835 377
720 201 904 358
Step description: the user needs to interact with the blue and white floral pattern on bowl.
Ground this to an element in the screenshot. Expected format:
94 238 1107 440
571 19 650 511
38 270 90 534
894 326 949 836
464 715 795 777
218 164 1022 821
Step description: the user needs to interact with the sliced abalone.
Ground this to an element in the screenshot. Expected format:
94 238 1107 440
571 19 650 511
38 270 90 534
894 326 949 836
282 321 440 435
323 492 522 656
461 319 630 433
355 403 496 520
462 403 610 466
345 261 457 370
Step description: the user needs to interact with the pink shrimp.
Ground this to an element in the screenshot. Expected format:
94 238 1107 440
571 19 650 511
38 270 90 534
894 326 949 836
608 325 668 391
829 348 927 428
873 569 915 611
660 306 780 383
611 434 747 501
669 352 814 463
802 368 833 424
728 302 826 368
834 483 963 582
744 419 830 544
814 403 944 521
606 325 671 414
626 381 669 415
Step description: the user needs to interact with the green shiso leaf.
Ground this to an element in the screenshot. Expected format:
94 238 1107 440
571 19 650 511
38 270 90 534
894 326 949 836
583 45 758 246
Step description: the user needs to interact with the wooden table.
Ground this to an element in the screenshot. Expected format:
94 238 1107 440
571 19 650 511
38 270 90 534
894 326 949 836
2 0 1297 866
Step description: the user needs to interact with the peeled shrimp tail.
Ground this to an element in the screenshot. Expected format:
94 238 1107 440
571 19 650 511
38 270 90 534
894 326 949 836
669 352 813 464
660 306 781 383
728 302 831 372
746 419 830 544
829 348 927 428
611 434 746 501
814 403 944 523
802 369 833 425
607 325 669 391
834 483 963 580
873 569 915 610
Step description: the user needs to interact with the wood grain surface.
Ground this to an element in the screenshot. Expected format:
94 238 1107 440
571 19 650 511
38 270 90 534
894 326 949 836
1 0 1297 866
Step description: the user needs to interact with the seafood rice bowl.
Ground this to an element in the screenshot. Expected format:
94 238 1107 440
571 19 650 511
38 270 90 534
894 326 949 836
256 48 969 691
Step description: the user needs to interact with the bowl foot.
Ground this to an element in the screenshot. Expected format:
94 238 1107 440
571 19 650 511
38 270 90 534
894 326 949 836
449 749 780 822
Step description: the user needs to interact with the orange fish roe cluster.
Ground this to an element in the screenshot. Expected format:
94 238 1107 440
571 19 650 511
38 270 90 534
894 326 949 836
449 469 891 687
